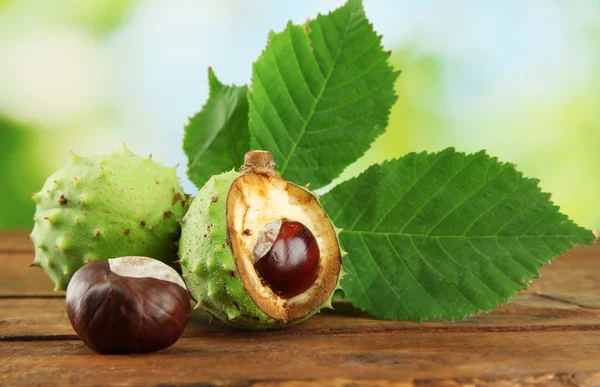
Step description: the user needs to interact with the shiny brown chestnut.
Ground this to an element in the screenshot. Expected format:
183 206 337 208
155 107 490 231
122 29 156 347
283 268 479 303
253 220 320 298
66 256 191 354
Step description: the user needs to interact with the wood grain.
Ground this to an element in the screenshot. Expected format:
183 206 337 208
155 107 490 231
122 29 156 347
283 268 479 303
2 331 600 385
2 231 599 301
2 295 599 340
0 230 33 254
1 231 599 386
0 253 61 296
523 244 600 309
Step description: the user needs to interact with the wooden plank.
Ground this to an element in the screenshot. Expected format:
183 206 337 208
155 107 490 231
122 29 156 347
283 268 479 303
524 244 600 309
0 253 60 296
3 245 600 300
1 331 600 385
0 230 33 254
3 241 599 301
2 295 599 340
2 231 599 385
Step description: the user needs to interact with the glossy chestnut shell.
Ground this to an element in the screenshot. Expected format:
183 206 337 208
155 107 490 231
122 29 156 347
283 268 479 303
66 257 191 354
254 220 320 298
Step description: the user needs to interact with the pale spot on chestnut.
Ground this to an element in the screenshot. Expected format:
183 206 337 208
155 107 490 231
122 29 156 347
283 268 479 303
66 256 191 355
108 256 186 289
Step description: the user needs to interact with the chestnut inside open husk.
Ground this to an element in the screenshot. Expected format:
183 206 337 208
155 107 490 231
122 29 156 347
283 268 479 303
178 150 343 329
66 256 191 354
253 219 320 298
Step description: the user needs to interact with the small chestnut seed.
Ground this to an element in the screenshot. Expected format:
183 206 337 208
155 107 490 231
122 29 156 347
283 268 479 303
66 256 191 354
253 220 320 298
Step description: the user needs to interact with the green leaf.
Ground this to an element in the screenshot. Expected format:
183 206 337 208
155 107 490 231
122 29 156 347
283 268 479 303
248 0 398 189
184 68 250 189
321 148 595 321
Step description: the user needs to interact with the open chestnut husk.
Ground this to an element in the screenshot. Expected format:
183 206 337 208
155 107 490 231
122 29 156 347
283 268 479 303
178 150 344 329
66 256 191 354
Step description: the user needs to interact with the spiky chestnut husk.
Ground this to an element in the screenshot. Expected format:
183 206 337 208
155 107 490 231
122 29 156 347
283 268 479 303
30 146 190 290
179 151 344 329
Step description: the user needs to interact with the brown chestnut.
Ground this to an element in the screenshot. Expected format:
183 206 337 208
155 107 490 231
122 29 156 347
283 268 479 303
66 256 191 354
253 220 320 298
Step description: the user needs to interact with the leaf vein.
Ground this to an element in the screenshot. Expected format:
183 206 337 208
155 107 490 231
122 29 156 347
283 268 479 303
494 238 537 276
398 155 479 234
515 237 544 264
278 4 355 175
386 235 443 319
461 179 526 237
437 238 505 298
271 43 310 122
249 99 286 158
287 29 318 100
254 72 298 144
368 153 443 232
327 53 387 92
423 160 496 235
494 191 543 236
313 87 382 115
408 236 479 311
341 247 378 313
522 205 556 235
465 240 523 288
358 234 416 320
343 230 583 239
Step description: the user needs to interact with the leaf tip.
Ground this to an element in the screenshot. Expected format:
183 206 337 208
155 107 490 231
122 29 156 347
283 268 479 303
207 67 222 92
347 0 365 12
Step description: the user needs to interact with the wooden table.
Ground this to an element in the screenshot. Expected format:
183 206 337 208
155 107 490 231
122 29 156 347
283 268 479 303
1 231 599 386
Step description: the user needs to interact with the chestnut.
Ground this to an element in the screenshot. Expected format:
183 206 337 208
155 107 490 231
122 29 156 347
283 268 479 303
66 256 191 354
253 220 320 298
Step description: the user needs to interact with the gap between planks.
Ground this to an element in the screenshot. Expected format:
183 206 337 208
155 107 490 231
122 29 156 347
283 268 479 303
2 324 600 343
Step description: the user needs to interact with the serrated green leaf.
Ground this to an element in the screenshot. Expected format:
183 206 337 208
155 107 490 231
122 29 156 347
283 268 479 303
321 148 595 321
248 0 398 189
184 68 250 189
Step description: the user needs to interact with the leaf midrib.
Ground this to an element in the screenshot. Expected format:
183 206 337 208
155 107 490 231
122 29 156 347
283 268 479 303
278 4 357 175
188 87 245 175
223 89 246 169
188 90 224 171
342 230 584 239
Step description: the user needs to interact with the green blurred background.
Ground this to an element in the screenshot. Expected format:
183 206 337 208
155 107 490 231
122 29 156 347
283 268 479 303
1 0 598 230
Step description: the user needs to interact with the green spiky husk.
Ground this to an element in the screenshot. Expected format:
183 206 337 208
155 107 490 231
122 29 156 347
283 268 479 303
179 170 344 330
30 148 190 290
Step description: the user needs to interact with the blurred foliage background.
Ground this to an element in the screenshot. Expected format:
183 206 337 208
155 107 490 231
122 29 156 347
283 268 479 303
0 0 598 230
